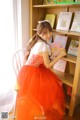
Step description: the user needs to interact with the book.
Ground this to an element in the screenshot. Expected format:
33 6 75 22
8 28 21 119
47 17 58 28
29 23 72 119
45 14 56 28
57 0 74 3
67 40 79 56
67 86 72 96
65 0 74 2
43 0 46 4
57 0 65 2
56 12 72 31
50 35 68 57
50 35 68 72
54 59 67 72
70 11 80 32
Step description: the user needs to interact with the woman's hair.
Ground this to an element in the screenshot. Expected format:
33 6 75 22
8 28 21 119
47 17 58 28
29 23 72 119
26 21 53 59
37 20 53 35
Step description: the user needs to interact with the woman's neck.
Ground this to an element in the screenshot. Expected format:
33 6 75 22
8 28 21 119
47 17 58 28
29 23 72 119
37 34 48 44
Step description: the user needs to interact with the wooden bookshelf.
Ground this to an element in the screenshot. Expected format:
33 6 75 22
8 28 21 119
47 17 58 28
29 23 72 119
33 3 80 8
53 30 80 37
33 29 80 36
62 55 77 64
53 70 73 87
30 0 80 116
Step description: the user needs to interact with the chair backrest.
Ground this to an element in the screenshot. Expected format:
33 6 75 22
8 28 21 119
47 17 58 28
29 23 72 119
12 49 29 77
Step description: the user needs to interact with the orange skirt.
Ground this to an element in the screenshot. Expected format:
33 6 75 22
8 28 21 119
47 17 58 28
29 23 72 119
16 64 65 120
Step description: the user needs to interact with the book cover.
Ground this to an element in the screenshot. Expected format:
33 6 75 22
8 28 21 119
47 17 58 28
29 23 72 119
67 40 79 56
54 59 67 72
67 86 72 96
57 0 74 3
45 14 56 28
56 12 72 31
57 0 65 2
70 11 80 32
50 35 68 57
50 35 68 72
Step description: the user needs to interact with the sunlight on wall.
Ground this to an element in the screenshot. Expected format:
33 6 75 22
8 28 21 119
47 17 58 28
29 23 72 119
0 0 17 94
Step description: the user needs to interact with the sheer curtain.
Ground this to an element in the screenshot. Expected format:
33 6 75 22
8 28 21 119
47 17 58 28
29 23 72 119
0 0 21 112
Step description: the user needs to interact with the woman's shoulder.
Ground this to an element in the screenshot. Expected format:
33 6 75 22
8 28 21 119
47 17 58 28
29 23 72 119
30 41 46 54
30 40 51 54
36 40 46 45
37 41 50 51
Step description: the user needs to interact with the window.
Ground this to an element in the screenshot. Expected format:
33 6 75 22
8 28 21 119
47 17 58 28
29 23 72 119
0 0 21 94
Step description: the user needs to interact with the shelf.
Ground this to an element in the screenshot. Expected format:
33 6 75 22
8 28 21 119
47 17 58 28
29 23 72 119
53 70 73 87
33 3 80 8
62 55 77 64
53 30 80 37
65 95 71 109
33 29 80 37
30 1 80 116
33 29 37 31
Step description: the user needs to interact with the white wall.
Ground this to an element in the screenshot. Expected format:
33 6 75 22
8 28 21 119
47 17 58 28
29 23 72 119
21 0 30 48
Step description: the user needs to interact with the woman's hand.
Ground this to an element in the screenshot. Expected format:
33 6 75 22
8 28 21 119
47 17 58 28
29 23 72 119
41 48 66 69
51 48 66 60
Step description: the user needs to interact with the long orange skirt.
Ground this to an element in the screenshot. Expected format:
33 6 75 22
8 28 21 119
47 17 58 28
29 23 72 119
16 64 65 120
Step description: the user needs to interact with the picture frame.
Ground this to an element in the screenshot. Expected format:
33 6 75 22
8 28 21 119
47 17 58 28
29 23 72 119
70 11 80 32
56 12 72 31
67 40 79 56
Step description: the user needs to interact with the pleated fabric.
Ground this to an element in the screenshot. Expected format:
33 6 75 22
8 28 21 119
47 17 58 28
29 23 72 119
16 64 65 120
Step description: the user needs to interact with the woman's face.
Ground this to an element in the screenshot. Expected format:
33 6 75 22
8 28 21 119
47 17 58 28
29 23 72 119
40 31 53 42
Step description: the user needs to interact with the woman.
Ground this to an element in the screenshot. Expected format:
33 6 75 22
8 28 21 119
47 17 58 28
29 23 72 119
16 21 66 120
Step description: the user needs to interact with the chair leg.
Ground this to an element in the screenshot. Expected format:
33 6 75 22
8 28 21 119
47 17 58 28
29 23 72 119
12 91 17 120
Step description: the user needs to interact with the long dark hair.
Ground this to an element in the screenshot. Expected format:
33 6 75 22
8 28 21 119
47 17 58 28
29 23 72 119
26 21 53 58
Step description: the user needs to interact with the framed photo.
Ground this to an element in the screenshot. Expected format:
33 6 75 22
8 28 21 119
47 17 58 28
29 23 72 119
67 40 79 56
45 14 56 28
56 12 72 31
70 11 80 32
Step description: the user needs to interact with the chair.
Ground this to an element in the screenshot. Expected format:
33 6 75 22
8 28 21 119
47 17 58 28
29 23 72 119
12 49 29 77
12 48 29 119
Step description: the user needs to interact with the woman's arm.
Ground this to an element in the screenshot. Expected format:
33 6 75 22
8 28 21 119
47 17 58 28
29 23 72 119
42 49 66 68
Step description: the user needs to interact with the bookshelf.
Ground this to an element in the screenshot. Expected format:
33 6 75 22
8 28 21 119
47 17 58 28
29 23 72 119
30 0 80 116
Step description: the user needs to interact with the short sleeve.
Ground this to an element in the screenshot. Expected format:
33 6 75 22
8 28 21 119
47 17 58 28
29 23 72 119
40 42 49 51
30 41 51 55
39 42 51 55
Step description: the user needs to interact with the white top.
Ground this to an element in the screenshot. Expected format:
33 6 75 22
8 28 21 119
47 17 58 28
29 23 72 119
30 41 51 55
25 41 51 66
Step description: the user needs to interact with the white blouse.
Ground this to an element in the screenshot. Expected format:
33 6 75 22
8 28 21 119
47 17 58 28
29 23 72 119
25 41 51 66
30 41 51 55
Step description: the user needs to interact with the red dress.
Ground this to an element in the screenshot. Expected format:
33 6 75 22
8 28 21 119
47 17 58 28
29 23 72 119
16 41 65 120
